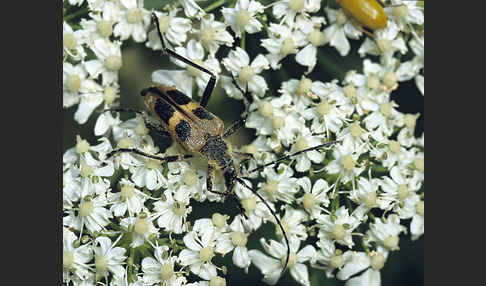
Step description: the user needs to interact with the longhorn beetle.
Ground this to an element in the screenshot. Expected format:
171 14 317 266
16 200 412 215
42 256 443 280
104 12 338 277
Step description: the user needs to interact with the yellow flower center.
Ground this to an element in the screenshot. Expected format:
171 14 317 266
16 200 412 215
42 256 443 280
238 65 254 83
241 197 257 212
370 252 386 270
231 231 248 246
75 135 90 153
95 255 108 273
235 10 251 28
258 101 273 117
160 263 174 281
340 155 356 170
79 201 94 217
97 20 113 37
182 170 198 187
201 27 215 47
302 193 316 210
343 84 357 98
383 235 399 250
66 75 81 93
63 33 77 50
397 184 409 201
414 158 424 172
134 219 149 235
379 102 393 117
105 55 123 71
393 5 409 20
376 38 392 53
63 251 74 269
331 224 346 241
121 185 134 200
158 15 171 33
281 37 295 56
103 86 119 104
388 140 401 153
297 76 312 95
317 100 331 115
416 201 424 217
296 137 309 151
212 213 228 228
308 29 325 47
289 0 305 12
271 116 285 129
364 192 377 208
199 246 215 262
367 75 380 90
281 252 298 268
126 8 142 23
172 201 187 216
349 123 363 138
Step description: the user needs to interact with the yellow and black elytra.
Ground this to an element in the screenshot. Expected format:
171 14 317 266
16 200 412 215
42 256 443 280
104 12 338 277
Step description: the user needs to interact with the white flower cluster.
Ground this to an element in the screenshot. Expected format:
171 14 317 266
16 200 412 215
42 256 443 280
63 0 424 285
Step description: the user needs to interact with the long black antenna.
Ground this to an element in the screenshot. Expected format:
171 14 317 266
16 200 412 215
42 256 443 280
247 141 340 174
235 177 290 274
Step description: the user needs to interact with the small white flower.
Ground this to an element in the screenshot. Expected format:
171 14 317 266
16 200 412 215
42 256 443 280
63 228 93 283
178 219 218 280
323 8 363 56
410 200 424 241
336 248 389 286
120 215 158 248
379 165 420 213
63 193 113 234
385 0 424 30
294 15 328 73
261 23 307 70
215 216 252 270
358 21 408 67
288 128 326 172
79 4 118 45
141 245 185 285
222 0 264 37
258 163 299 203
93 235 127 278
296 177 331 219
365 214 407 251
316 206 360 248
272 0 321 26
84 39 123 86
325 139 365 184
151 189 192 234
113 0 151 42
222 47 270 98
245 95 304 147
146 9 192 49
195 14 234 56
63 63 105 124
63 21 87 61
249 237 316 286
108 178 148 217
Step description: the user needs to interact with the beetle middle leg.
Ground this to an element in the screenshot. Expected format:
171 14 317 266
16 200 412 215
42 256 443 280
107 148 193 162
151 13 216 108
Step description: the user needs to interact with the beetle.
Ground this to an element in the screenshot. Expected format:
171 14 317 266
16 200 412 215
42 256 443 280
104 12 338 276
335 0 404 38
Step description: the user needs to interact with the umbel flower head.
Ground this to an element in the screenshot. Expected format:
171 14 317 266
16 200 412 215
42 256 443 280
62 1 424 285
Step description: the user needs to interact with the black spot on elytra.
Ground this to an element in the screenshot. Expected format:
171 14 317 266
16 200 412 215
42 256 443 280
192 107 214 120
175 120 191 141
154 99 174 124
167 89 192 105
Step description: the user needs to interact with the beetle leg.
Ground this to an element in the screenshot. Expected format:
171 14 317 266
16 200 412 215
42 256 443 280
206 165 248 219
103 108 172 138
151 13 216 107
106 148 192 162
223 76 253 138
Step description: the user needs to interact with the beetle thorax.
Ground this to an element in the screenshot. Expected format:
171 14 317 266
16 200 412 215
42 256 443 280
199 136 233 170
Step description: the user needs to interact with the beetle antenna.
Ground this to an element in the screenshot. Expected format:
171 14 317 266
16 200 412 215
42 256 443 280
246 140 340 175
235 177 290 274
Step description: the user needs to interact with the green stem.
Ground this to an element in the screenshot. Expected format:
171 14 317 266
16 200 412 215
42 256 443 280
204 0 227 12
240 32 246 49
64 7 90 22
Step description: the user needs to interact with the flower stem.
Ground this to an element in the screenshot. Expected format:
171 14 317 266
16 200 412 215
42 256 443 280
204 0 227 12
64 7 90 22
240 32 246 49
